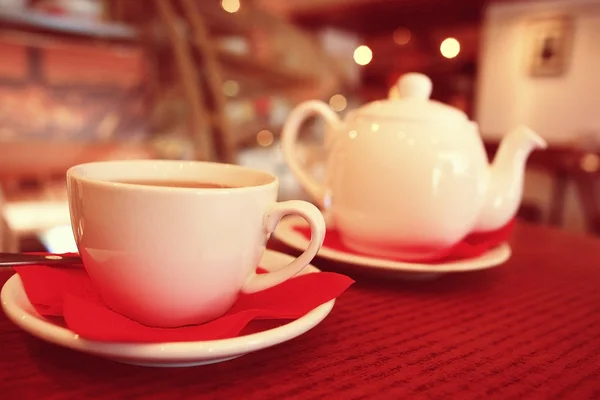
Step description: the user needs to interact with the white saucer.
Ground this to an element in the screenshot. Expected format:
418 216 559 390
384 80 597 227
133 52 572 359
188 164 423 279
1 249 335 367
273 216 511 280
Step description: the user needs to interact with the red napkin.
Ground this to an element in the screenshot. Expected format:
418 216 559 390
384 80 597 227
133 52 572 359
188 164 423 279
293 219 515 264
14 258 354 343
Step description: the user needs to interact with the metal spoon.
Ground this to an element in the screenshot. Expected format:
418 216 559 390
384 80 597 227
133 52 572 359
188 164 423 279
0 253 83 268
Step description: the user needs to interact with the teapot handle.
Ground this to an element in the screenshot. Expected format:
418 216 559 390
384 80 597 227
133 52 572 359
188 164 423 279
281 100 342 209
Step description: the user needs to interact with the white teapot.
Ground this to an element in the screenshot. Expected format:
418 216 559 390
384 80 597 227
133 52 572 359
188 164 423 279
281 72 547 261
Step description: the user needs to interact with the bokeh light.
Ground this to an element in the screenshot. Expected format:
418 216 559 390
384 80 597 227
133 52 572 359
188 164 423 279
440 37 460 59
393 27 411 45
353 45 373 66
256 129 274 147
329 94 347 112
221 0 240 13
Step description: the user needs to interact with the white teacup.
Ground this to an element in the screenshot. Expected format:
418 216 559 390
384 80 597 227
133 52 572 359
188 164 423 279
66 160 326 328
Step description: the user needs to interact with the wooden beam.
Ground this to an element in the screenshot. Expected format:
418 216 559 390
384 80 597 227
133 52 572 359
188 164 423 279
180 0 237 163
153 0 214 161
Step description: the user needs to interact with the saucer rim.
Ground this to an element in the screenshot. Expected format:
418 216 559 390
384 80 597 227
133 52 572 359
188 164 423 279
0 249 335 364
273 215 512 273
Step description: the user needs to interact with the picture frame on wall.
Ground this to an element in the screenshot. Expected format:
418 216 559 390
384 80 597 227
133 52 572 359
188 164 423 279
527 15 574 77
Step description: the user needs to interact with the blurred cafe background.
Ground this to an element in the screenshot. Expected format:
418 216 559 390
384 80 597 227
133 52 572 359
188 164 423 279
0 0 599 253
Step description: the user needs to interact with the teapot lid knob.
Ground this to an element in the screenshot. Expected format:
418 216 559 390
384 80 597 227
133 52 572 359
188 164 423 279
367 71 466 123
393 72 432 100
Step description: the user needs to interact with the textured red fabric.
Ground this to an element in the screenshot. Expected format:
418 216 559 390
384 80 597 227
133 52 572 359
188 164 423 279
293 219 515 263
1 224 600 399
14 263 353 343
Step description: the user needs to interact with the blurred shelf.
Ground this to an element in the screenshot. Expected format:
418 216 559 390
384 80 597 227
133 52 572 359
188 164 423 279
0 140 155 180
217 48 318 89
0 9 320 92
0 9 138 40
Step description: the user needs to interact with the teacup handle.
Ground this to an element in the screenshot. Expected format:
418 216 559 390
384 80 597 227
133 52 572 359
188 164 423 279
241 200 326 293
281 100 342 209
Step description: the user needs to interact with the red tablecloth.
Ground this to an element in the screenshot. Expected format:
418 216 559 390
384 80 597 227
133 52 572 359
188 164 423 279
1 222 599 399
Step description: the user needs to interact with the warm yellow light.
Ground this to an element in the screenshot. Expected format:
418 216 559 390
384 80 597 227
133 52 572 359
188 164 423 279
393 27 411 45
222 80 239 97
221 0 240 13
256 130 274 147
328 94 347 112
440 37 460 59
353 45 372 66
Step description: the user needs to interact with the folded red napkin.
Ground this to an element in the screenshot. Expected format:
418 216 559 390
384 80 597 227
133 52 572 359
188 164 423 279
293 219 515 263
14 258 354 343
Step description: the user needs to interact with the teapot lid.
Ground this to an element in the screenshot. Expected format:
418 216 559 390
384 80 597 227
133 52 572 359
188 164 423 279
358 72 468 124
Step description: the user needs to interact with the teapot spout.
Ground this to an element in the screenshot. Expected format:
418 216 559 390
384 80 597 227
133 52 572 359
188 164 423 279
474 126 547 232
